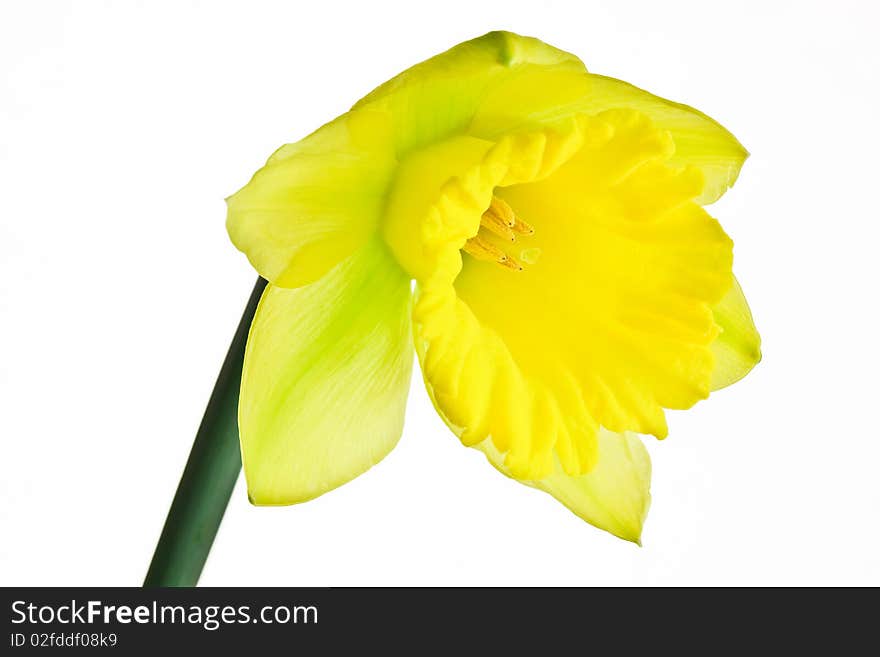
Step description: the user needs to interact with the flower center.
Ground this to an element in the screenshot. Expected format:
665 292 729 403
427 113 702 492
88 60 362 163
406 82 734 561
463 196 535 271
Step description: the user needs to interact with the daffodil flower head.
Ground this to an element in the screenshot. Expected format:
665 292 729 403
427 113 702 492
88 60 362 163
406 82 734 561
226 31 761 543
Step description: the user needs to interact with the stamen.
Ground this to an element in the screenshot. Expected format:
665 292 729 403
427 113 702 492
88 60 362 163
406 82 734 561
462 234 509 264
479 209 516 241
488 197 517 227
499 253 524 271
511 217 535 236
462 195 536 272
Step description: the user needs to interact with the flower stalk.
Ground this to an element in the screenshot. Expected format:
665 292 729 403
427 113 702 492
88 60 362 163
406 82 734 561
144 278 266 587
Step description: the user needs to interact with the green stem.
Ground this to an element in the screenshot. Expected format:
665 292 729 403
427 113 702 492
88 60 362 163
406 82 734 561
144 277 267 587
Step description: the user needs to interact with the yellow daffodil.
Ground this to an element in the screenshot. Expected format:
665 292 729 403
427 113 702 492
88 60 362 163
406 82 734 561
226 31 760 543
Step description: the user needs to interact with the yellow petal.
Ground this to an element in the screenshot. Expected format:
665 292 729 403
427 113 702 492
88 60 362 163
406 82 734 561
355 31 587 156
710 276 762 390
240 238 413 504
228 32 588 288
579 74 749 205
383 115 596 284
477 430 651 544
229 32 746 294
226 108 396 288
413 110 733 480
362 38 746 204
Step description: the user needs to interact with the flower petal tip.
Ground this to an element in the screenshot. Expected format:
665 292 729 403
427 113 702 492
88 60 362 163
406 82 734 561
482 30 518 67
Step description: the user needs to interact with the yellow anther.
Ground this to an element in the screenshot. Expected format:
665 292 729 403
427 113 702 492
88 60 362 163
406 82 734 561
488 196 517 227
511 217 535 236
499 253 524 271
480 209 516 242
462 235 509 264
462 196 535 273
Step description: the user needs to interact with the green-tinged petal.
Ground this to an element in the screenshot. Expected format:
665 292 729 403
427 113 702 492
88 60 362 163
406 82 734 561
478 430 651 543
711 276 762 390
229 32 587 288
354 30 589 156
239 238 413 504
226 108 396 288
580 74 749 205
355 33 746 204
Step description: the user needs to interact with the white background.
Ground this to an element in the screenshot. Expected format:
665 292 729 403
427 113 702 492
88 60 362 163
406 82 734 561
2 0 878 586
